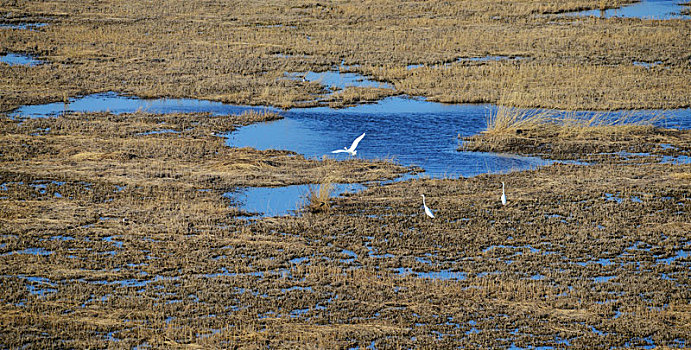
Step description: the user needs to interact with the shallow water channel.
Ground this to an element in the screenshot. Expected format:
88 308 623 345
566 0 691 19
9 69 691 217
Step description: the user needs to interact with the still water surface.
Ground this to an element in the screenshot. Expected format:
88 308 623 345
567 0 690 19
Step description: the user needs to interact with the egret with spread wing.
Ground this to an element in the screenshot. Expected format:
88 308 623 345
332 132 365 156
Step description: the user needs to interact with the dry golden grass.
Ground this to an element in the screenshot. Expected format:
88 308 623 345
0 0 689 111
305 179 335 214
464 106 689 160
1 111 690 347
1 1 691 348
484 106 556 135
0 112 408 188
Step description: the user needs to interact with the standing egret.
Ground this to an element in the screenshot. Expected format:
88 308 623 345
501 182 507 206
331 132 365 156
421 194 435 218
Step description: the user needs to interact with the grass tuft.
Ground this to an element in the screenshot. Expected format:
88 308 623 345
485 106 555 135
305 179 335 214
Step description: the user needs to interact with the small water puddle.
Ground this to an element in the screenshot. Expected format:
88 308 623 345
1 53 42 66
566 0 691 19
225 183 365 218
287 71 393 91
0 22 48 30
633 60 663 69
1 248 53 256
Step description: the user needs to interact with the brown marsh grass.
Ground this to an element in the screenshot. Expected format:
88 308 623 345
1 109 689 348
1 0 690 111
464 107 690 160
305 179 335 214
3 147 688 347
484 106 556 135
1 0 691 347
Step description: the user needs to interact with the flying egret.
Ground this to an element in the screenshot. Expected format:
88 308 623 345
331 132 365 156
501 182 507 206
421 194 435 218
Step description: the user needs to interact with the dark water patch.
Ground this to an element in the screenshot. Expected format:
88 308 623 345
406 63 425 70
46 235 74 241
202 267 264 279
661 155 691 164
80 275 180 288
1 248 53 256
593 275 616 283
625 336 656 349
0 22 49 30
565 0 691 19
14 275 58 296
80 294 111 308
576 258 614 267
364 236 395 259
289 256 309 264
1 53 42 66
530 274 545 280
102 236 124 248
634 60 663 68
656 250 689 264
340 249 358 263
603 192 625 203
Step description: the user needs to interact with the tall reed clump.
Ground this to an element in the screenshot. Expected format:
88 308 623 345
484 106 555 135
484 105 662 138
305 179 335 214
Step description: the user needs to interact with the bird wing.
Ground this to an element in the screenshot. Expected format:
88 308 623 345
331 149 348 153
348 133 366 151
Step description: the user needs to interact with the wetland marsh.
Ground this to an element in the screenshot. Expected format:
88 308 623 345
1 0 690 348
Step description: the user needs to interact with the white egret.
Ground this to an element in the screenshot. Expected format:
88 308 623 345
421 194 435 218
501 182 507 206
331 132 365 156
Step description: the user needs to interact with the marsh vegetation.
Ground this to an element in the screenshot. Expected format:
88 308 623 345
2 110 689 348
1 0 690 348
1 0 690 111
